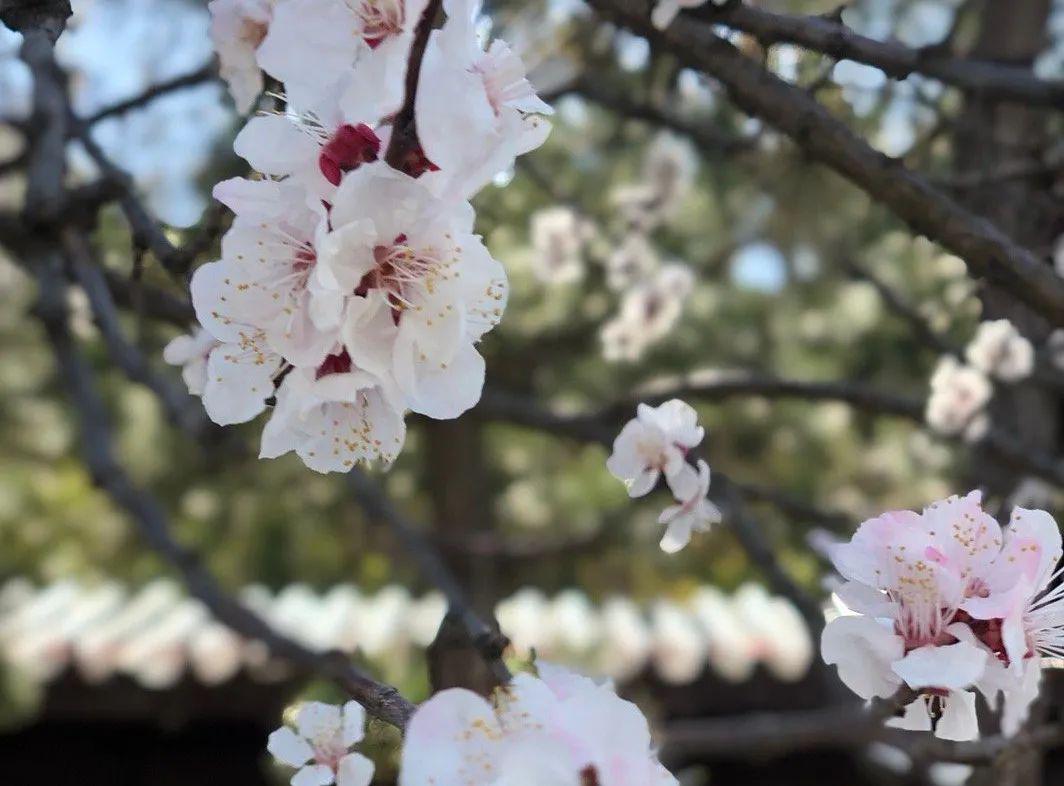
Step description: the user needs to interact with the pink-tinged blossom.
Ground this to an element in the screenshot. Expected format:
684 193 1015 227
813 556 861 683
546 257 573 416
321 162 507 419
823 493 1064 739
209 0 274 114
416 0 553 200
261 360 406 473
657 459 721 553
256 0 429 117
267 700 375 786
606 399 704 498
398 662 677 786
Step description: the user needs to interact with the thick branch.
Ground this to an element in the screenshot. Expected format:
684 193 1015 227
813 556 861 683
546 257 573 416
35 255 415 729
690 2 1064 108
63 227 217 442
586 0 1064 326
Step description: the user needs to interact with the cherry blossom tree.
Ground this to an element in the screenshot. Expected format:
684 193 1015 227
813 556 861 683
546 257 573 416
3 0 1064 784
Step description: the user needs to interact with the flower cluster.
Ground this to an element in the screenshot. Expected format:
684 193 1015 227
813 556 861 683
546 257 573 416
924 319 1035 440
821 491 1064 740
186 0 552 472
400 662 677 786
607 399 721 552
601 134 698 362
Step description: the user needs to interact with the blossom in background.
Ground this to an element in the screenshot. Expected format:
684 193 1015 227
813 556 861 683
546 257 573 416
965 319 1035 383
607 399 704 497
398 662 677 786
925 356 992 440
268 701 375 786
605 233 658 291
658 459 721 553
612 132 698 231
821 492 1064 740
163 327 220 396
209 0 274 113
529 205 590 284
607 400 719 553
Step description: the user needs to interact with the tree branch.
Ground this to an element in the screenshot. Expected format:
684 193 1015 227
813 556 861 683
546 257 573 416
83 60 218 126
690 2 1064 108
346 469 512 686
34 253 416 729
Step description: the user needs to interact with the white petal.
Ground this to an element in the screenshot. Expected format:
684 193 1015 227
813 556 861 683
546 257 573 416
341 701 366 747
234 114 320 177
886 698 933 732
297 702 343 745
398 689 502 786
821 615 904 699
892 641 986 691
936 690 979 741
267 727 314 767
336 753 374 786
292 764 336 786
628 468 660 498
660 518 693 554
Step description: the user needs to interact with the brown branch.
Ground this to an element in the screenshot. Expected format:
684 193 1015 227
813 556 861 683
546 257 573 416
585 0 1064 326
557 77 757 156
662 686 916 763
83 60 218 126
34 253 416 729
843 260 961 358
62 227 219 442
383 0 443 169
689 2 1064 108
346 469 512 686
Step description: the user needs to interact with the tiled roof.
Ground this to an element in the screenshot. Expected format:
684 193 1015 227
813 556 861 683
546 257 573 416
0 579 813 690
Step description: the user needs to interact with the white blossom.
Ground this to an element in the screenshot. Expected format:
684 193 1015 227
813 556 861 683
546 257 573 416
529 206 589 284
605 233 658 292
416 0 553 200
606 399 704 497
257 0 427 116
965 319 1035 383
209 0 274 113
398 662 677 786
260 362 407 473
925 356 992 437
163 327 221 396
322 162 507 419
267 701 375 786
657 459 720 553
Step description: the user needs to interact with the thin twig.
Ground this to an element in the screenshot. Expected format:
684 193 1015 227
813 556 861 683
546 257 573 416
346 469 513 686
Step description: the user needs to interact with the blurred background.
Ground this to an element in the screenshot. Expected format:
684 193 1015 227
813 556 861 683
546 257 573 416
1 0 1063 784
